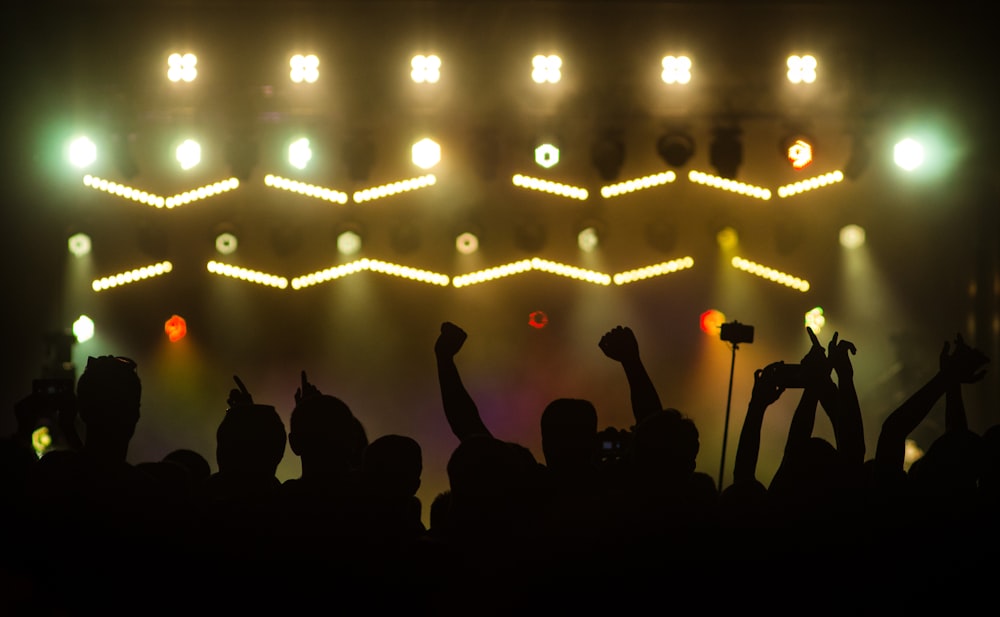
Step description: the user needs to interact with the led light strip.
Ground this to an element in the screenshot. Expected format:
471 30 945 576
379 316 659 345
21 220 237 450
83 175 240 209
688 170 772 200
453 258 610 288
206 261 288 289
512 174 589 201
731 256 810 292
612 257 694 285
291 258 449 289
352 175 436 203
264 174 349 204
776 170 845 198
91 261 173 292
600 171 676 198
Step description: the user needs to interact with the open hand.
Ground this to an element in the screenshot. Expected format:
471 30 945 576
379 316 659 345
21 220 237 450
827 331 857 377
940 334 989 384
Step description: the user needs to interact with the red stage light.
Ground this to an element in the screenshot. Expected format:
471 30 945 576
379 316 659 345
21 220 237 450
700 309 725 335
528 311 549 329
165 315 187 342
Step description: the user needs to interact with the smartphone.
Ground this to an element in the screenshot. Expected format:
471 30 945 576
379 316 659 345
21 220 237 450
769 363 805 388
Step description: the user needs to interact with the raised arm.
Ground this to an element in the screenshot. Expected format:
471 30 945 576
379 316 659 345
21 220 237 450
434 322 492 442
598 325 662 425
731 363 785 487
783 328 832 454
942 334 982 433
828 332 864 464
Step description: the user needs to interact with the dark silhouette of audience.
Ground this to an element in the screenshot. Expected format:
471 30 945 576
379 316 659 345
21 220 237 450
3 321 998 612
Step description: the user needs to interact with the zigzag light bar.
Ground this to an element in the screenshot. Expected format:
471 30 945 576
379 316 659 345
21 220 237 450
452 257 610 288
206 261 289 289
264 174 349 204
600 171 676 199
91 261 173 292
731 256 810 292
612 256 694 285
511 174 589 201
352 175 436 203
776 170 845 198
688 170 771 200
291 258 449 289
83 175 240 209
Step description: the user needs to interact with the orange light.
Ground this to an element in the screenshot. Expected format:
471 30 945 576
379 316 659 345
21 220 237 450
700 309 726 335
787 139 813 170
165 315 187 342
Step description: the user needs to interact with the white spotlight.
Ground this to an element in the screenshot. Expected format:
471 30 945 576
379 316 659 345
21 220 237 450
176 139 201 170
215 232 238 255
456 232 479 255
894 138 925 171
839 225 866 249
68 137 97 169
73 315 95 343
288 138 312 170
578 227 600 252
290 54 320 83
68 233 92 257
412 138 441 169
337 231 362 256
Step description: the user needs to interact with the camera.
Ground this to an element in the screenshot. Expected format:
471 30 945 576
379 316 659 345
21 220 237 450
720 321 754 344
768 363 805 388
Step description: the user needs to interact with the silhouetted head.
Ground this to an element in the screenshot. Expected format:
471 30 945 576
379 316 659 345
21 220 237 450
631 408 699 480
289 394 367 472
163 448 212 484
75 355 142 452
909 429 984 498
540 398 598 472
215 404 286 477
361 434 422 497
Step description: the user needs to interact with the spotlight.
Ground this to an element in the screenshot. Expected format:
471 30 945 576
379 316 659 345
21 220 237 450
804 307 825 335
412 138 441 170
577 226 600 252
68 233 92 257
456 232 479 255
786 54 817 84
215 232 238 255
531 54 562 84
167 52 197 83
176 139 201 170
661 55 692 84
716 226 738 250
290 54 320 83
72 315 95 343
894 138 924 171
288 137 312 170
781 134 815 170
656 132 694 167
164 315 187 343
411 54 441 83
535 143 560 169
591 133 625 182
839 224 866 249
709 127 742 179
68 136 97 169
700 309 726 336
336 223 363 256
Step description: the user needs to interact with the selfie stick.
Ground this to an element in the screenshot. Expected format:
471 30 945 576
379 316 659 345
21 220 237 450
718 340 738 492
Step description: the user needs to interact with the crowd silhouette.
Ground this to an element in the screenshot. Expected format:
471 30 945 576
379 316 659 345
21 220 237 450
1 321 998 614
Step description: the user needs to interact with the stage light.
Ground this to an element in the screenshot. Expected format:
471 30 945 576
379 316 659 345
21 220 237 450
511 174 588 200
894 138 924 171
352 174 436 203
215 232 238 255
528 311 549 329
904 439 924 470
657 132 694 167
535 143 560 168
776 171 844 198
167 52 197 82
689 170 771 200
456 232 479 255
207 261 288 289
337 230 362 256
730 256 810 292
288 138 312 170
786 55 817 84
452 258 611 288
700 309 726 336
73 315 95 343
176 139 201 170
68 233 91 257
531 54 562 84
577 226 600 252
411 54 441 83
709 128 742 179
266 174 349 204
83 175 165 208
32 427 52 459
68 136 97 169
92 261 173 292
839 224 866 249
600 171 675 199
716 227 739 250
290 54 319 83
804 307 825 335
661 55 692 84
786 138 814 170
612 257 694 286
412 138 441 170
591 134 625 182
164 315 187 343
292 259 449 289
